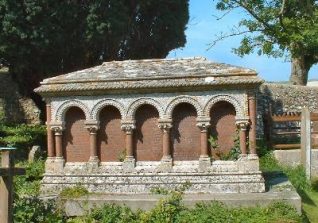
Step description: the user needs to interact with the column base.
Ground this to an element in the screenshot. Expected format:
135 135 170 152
238 154 248 161
248 154 259 160
45 157 56 173
199 156 211 171
123 156 135 172
54 157 65 173
238 155 260 173
157 156 173 172
87 156 99 172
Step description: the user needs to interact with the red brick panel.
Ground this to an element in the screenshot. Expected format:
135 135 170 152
171 103 200 160
98 106 125 162
63 107 90 162
134 104 162 161
210 101 236 155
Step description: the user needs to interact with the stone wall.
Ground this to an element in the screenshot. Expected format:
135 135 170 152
0 68 41 124
257 83 318 137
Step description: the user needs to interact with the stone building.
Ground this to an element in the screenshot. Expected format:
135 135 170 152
35 57 265 194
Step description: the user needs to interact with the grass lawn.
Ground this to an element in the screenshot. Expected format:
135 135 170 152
302 189 318 223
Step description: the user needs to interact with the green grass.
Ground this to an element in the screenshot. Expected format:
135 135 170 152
259 151 318 222
302 190 318 223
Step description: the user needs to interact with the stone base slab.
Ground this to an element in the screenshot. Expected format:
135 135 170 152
40 172 300 217
41 172 265 195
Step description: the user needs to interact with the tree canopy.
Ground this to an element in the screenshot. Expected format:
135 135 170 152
214 0 318 85
0 0 189 101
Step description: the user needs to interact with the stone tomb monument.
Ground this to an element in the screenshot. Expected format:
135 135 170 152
35 57 265 194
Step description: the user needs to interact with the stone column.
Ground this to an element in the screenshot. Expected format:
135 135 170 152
51 125 64 172
121 122 136 171
197 119 211 171
46 102 55 158
45 102 55 173
158 120 173 171
248 92 258 158
85 121 100 170
236 120 249 159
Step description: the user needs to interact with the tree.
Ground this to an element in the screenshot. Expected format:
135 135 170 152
213 0 318 85
0 0 189 107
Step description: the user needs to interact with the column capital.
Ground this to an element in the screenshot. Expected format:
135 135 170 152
121 120 135 133
196 121 210 131
248 91 257 99
50 123 64 135
158 119 172 129
85 120 99 133
236 120 249 131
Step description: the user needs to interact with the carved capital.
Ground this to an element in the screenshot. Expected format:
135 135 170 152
50 122 64 135
196 119 211 131
236 120 249 131
196 116 211 131
158 119 173 131
248 91 256 100
121 120 136 133
51 126 64 135
85 120 100 133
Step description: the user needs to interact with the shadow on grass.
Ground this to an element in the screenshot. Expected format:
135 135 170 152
263 171 316 206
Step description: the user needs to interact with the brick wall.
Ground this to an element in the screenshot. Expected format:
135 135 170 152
63 107 90 162
134 105 162 161
98 106 125 162
210 101 236 154
171 103 200 160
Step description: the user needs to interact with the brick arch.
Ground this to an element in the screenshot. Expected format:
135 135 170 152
91 99 125 121
63 107 90 162
171 103 200 161
165 96 203 118
204 95 243 118
126 98 164 119
56 100 90 122
134 104 162 161
209 101 236 157
98 106 125 162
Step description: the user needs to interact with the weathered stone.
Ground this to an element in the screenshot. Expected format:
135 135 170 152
28 145 41 162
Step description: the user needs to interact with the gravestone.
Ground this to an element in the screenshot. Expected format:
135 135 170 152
0 147 25 223
28 145 41 162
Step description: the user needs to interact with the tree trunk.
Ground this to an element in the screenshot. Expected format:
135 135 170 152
289 56 310 86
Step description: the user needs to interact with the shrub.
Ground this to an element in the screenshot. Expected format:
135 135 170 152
0 123 46 159
59 185 89 199
14 159 45 196
13 196 64 223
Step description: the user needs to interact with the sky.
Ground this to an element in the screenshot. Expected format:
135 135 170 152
167 0 317 82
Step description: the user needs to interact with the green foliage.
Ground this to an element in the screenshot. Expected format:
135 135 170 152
178 201 301 223
215 0 318 84
118 149 126 162
14 159 45 196
59 185 89 199
139 192 185 223
0 123 46 159
68 203 138 223
70 193 301 223
209 130 241 161
13 196 64 223
0 0 189 97
150 187 170 195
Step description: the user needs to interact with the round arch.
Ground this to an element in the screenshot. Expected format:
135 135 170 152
55 100 90 122
165 96 203 118
126 98 164 119
204 95 244 118
91 99 125 121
